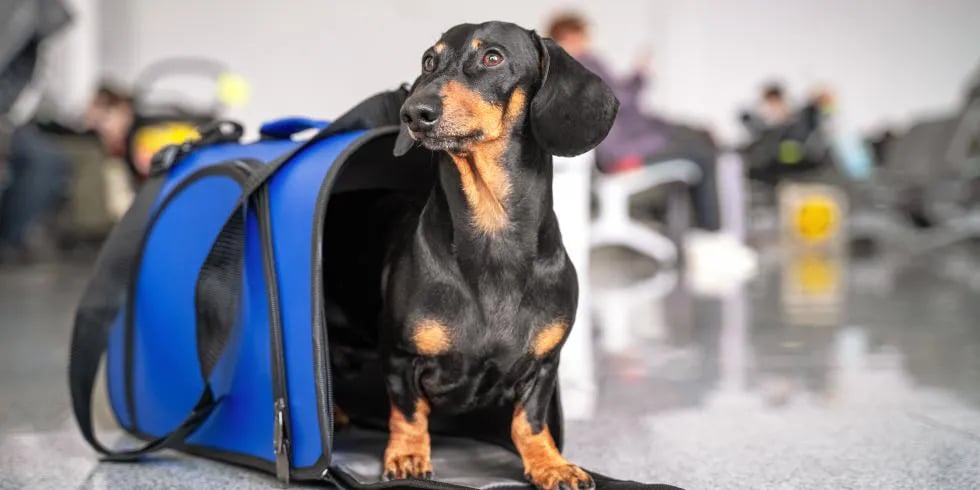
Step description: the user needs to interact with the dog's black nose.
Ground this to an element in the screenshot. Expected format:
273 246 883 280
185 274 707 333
401 97 441 132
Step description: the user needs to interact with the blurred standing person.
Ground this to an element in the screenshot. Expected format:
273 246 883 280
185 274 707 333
0 0 72 263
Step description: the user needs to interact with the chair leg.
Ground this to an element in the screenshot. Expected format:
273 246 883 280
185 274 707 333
593 182 631 228
621 221 680 265
590 162 707 267
590 219 679 263
663 182 692 251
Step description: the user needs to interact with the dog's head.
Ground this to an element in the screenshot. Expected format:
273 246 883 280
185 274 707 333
394 21 618 158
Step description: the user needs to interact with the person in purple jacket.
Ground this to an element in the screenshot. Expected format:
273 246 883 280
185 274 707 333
547 13 721 232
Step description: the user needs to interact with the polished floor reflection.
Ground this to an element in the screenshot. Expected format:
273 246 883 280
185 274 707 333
563 246 980 489
2 245 980 489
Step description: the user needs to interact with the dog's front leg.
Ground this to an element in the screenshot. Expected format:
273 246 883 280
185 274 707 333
512 360 594 490
382 362 433 480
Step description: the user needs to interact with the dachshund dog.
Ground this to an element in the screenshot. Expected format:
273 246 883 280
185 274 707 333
382 21 618 490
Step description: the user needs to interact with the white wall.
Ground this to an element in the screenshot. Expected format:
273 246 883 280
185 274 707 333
97 0 654 132
650 0 980 142
93 0 979 143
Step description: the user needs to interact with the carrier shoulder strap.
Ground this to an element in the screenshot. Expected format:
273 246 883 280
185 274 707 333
68 172 170 460
68 129 329 462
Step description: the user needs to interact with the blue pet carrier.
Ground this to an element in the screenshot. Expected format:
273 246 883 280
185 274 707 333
68 88 681 490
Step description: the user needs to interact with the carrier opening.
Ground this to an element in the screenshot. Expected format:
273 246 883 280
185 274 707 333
316 131 534 486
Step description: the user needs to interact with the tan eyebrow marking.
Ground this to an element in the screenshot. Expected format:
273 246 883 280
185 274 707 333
434 43 446 54
471 39 482 50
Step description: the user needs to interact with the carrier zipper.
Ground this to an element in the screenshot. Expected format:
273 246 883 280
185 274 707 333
255 186 292 486
311 151 341 462
273 398 290 486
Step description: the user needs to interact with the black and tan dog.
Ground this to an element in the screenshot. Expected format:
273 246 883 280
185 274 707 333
379 21 617 490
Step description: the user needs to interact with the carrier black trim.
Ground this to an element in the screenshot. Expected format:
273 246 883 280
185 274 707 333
310 127 402 466
308 126 566 463
254 184 294 484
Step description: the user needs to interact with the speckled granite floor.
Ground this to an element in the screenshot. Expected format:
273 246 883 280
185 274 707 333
2 247 980 489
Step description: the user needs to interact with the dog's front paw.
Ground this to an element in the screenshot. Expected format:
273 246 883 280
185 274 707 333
382 451 433 481
525 462 594 490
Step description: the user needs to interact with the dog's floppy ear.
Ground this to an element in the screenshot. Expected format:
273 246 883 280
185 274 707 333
393 78 421 157
530 34 619 157
393 121 415 157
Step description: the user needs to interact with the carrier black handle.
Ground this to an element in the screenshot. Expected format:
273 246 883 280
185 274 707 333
259 117 329 139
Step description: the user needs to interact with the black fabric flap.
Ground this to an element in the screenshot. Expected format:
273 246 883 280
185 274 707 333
318 87 409 139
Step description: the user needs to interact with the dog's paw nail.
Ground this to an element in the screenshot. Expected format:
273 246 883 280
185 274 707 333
384 453 431 481
527 463 593 490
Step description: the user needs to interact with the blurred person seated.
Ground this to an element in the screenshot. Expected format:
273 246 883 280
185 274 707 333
547 13 756 277
739 84 838 187
742 82 792 134
547 13 723 233
83 84 140 175
0 125 71 263
84 75 222 181
761 84 791 126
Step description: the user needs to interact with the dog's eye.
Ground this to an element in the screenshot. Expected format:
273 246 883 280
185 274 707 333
481 50 504 67
422 55 436 73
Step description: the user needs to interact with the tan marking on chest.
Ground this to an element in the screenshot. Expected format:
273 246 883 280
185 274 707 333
412 319 452 355
441 83 527 235
532 321 567 357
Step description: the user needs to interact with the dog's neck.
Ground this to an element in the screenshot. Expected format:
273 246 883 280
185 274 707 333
421 129 561 271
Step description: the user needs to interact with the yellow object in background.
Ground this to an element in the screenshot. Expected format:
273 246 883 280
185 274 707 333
792 254 839 295
217 73 251 108
132 122 200 175
778 183 848 326
794 195 838 243
779 183 845 249
781 251 844 327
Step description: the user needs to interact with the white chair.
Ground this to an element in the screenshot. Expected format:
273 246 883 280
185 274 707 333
550 153 706 419
590 159 702 264
552 152 597 420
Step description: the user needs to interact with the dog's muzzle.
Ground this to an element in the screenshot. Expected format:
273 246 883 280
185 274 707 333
400 95 442 135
